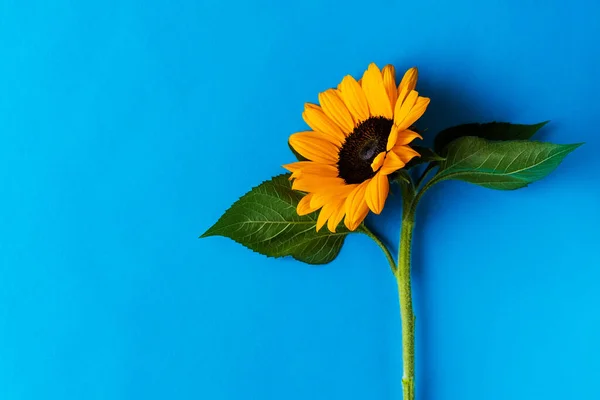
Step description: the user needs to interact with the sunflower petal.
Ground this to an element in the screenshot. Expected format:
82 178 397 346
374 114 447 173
319 89 355 134
394 129 423 146
386 125 400 151
365 172 389 214
282 161 312 173
391 144 421 164
339 75 370 123
316 202 337 232
379 150 406 175
327 198 347 232
283 161 338 179
396 96 431 131
292 175 345 193
371 151 386 172
302 104 346 145
344 180 370 230
397 67 418 105
361 63 393 119
289 131 339 164
382 65 398 109
394 90 419 127
344 200 369 231
297 193 318 215
310 184 357 209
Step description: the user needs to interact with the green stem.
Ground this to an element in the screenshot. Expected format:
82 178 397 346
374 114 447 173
409 174 439 217
361 175 424 400
414 162 438 190
397 210 416 400
361 225 396 274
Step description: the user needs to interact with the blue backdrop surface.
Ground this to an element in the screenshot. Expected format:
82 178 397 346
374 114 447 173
1 1 599 399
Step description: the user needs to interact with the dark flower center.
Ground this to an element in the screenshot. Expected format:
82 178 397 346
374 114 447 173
337 117 393 184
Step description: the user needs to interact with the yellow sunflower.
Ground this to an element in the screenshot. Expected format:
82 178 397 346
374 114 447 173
284 63 430 232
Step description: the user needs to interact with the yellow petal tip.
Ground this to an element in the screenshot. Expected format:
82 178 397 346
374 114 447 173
370 152 386 172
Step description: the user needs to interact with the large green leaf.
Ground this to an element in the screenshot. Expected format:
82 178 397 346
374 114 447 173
434 121 548 154
201 174 353 264
433 136 581 190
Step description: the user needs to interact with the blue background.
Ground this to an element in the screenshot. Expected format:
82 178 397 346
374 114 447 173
1 1 599 399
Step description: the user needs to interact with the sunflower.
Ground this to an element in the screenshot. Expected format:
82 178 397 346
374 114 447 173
284 63 430 232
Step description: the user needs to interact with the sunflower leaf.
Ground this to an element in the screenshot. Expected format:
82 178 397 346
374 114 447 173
431 136 581 190
200 174 354 265
434 121 549 154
